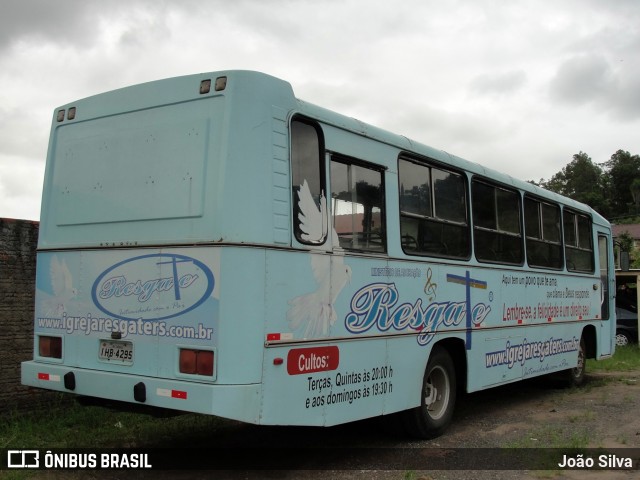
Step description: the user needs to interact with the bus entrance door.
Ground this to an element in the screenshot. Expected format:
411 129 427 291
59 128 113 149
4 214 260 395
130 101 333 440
598 233 614 356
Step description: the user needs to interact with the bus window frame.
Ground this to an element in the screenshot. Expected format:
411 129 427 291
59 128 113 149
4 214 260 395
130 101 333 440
290 115 327 246
563 208 595 273
397 154 471 260
330 153 387 254
471 177 524 266
524 195 564 270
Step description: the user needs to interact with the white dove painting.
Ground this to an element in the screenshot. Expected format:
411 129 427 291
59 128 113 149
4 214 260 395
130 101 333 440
287 181 352 338
45 255 78 317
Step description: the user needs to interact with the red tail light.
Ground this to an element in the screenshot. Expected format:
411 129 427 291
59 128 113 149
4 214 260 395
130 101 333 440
196 351 213 376
39 336 62 358
179 349 197 373
179 349 214 376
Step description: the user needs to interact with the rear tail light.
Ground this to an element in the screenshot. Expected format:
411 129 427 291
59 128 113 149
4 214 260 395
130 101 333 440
179 349 196 373
39 336 62 358
179 349 214 376
196 350 214 375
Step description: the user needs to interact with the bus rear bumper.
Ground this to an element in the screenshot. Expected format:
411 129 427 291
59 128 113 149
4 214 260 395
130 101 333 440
21 361 262 423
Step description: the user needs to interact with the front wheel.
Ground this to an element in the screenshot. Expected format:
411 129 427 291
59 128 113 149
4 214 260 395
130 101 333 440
403 346 456 439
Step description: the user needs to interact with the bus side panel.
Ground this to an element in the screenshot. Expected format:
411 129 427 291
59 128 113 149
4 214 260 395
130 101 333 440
261 251 458 425
468 323 582 391
262 250 398 425
261 340 392 426
264 247 605 418
216 247 266 385
261 334 460 426
467 271 601 392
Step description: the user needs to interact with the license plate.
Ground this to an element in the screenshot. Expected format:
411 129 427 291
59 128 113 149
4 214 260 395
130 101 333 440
99 340 133 363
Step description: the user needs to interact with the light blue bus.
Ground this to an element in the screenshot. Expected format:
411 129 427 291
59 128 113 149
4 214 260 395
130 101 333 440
22 71 615 438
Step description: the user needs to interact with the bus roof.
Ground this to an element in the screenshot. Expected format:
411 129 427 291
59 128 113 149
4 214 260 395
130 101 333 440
52 69 606 227
43 69 609 250
292 89 609 229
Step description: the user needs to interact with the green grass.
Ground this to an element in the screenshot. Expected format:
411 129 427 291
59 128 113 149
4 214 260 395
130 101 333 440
1 398 227 450
0 402 235 479
502 424 591 449
587 344 640 372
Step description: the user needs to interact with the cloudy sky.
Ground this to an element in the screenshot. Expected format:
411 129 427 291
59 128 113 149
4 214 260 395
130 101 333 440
1 0 639 220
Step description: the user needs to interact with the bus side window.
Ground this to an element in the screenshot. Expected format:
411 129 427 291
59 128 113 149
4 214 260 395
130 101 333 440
398 158 469 259
330 157 386 253
291 118 326 245
472 180 523 265
524 196 562 269
564 210 594 272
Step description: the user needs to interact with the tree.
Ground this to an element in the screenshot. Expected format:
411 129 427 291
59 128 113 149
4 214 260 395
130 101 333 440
539 152 609 216
631 178 640 212
617 231 634 253
604 150 640 216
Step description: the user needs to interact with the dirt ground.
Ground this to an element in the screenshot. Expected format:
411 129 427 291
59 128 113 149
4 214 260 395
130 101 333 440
29 370 640 480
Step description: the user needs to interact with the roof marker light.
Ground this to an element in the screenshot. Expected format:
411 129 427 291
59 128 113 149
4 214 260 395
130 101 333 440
214 76 227 91
57 110 65 122
199 79 211 94
67 107 76 120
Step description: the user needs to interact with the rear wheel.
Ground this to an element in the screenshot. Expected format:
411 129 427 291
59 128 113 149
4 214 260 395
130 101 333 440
403 346 456 439
563 336 586 387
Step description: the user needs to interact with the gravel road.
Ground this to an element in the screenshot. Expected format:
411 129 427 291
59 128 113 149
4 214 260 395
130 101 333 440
31 370 640 480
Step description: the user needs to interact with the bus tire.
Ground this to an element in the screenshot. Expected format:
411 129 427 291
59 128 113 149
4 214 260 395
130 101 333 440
563 336 586 387
403 346 456 439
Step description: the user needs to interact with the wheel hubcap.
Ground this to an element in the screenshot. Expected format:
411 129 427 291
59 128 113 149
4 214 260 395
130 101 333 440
424 366 449 420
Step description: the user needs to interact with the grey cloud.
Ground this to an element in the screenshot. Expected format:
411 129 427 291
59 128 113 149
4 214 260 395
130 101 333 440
550 53 640 120
0 1 99 49
0 0 192 51
549 54 614 104
470 70 527 96
609 66 640 121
